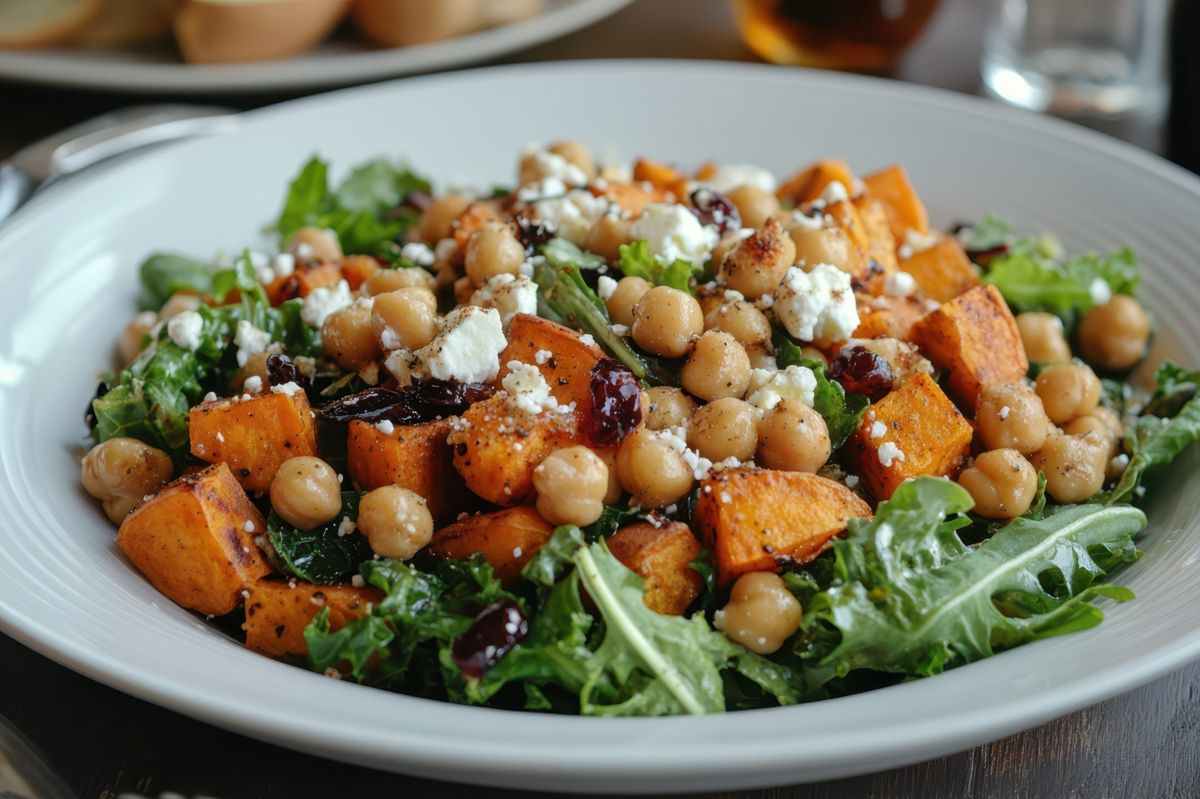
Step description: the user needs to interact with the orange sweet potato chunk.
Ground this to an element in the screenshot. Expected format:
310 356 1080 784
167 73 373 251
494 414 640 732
911 284 1028 410
243 579 382 657
448 394 575 505
777 158 857 205
427 506 555 585
601 182 670 216
633 157 684 190
695 468 872 585
346 418 467 523
265 262 342 306
852 294 926 342
863 164 930 241
608 521 703 615
452 200 502 250
846 373 973 501
189 390 319 492
823 199 872 282
853 195 900 292
340 255 380 291
117 463 271 616
901 237 980 303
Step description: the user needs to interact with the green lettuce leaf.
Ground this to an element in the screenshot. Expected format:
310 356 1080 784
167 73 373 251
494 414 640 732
983 242 1140 324
1102 394 1200 505
138 252 215 311
618 240 696 293
267 492 371 584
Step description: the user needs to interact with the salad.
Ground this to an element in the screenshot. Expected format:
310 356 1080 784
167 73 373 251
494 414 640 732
78 143 1200 716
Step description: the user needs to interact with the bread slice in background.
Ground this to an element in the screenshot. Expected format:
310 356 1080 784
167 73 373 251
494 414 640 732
0 0 102 48
173 0 350 64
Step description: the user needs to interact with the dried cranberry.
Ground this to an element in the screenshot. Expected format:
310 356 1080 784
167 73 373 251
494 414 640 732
965 243 1009 267
515 215 554 253
399 189 433 214
411 378 496 410
318 380 495 425
689 189 741 236
452 599 528 679
828 346 894 400
266 354 310 391
84 381 110 430
586 359 642 446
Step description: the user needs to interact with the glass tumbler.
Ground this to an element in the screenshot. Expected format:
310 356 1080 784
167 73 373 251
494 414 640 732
981 0 1170 116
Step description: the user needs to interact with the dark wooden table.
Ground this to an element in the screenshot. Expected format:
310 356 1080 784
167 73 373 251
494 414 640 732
3 1 1197 796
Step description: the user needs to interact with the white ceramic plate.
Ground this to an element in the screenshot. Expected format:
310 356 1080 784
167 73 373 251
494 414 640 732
0 0 630 93
1 61 1199 794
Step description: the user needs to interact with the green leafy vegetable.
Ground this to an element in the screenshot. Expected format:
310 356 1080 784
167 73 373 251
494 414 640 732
618 240 696 293
267 492 372 584
794 478 1144 696
138 252 215 311
961 214 1013 251
776 332 869 448
1140 361 1200 418
1102 394 1200 505
522 506 645 587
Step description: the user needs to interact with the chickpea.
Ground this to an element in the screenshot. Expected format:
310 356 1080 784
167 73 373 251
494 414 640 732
532 446 610 526
1078 295 1151 371
583 214 631 261
1063 405 1123 459
594 446 624 504
321 302 381 370
119 311 158 365
1035 363 1102 424
787 222 850 272
418 194 471 245
687 398 758 462
1015 312 1071 364
269 457 343 531
644 386 697 431
719 218 796 298
158 292 202 320
465 220 525 286
606 275 652 327
975 382 1051 454
286 226 342 262
797 346 827 367
362 266 436 296
680 330 752 401
1029 430 1110 504
756 399 832 473
357 485 434 560
631 286 704 358
370 288 438 352
81 438 174 524
616 427 695 508
726 184 780 229
714 572 803 655
958 449 1038 519
710 230 749 272
704 299 771 351
547 140 596 180
453 274 476 306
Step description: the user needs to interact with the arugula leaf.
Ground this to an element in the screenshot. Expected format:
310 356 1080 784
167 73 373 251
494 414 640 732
138 252 214 311
1141 361 1200 418
334 159 430 215
962 214 1013 251
1102 394 1200 505
775 332 869 448
267 492 372 584
278 156 330 241
794 478 1144 696
542 238 605 270
522 507 644 587
618 240 696 293
983 245 1140 323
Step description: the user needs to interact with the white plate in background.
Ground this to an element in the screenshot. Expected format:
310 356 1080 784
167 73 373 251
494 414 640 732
1 61 1199 793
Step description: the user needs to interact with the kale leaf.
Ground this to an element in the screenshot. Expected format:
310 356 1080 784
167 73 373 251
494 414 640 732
267 492 372 584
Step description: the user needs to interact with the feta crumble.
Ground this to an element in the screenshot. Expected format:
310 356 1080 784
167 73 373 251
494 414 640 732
697 163 777 194
746 365 818 410
629 203 719 267
1089 277 1113 306
166 310 203 351
534 349 553 365
375 420 395 435
270 381 303 397
869 420 887 439
521 144 588 187
882 270 917 298
414 306 507 383
300 280 353 328
400 242 436 267
774 264 860 345
877 441 906 468
532 190 610 245
819 180 850 205
242 375 264 394
597 274 619 301
502 361 569 415
470 273 538 329
234 320 271 367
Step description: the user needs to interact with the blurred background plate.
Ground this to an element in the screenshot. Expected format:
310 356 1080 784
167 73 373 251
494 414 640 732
0 0 632 93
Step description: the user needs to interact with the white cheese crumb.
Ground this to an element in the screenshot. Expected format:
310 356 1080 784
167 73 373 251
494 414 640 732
351 575 366 588
400 242 436 266
414 306 507 384
203 391 218 402
746 365 818 410
243 520 255 533
338 517 357 537
696 163 777 194
877 441 906 468
611 323 630 336
1110 453 1130 472
774 263 860 345
300 280 353 328
470 273 538 329
520 143 588 187
630 203 719 267
501 361 569 415
870 420 887 439
234 320 271 367
512 546 524 558
845 474 860 489
534 349 553 365
819 180 850 205
375 419 395 435
270 381 302 397
579 333 596 348
531 190 610 245
242 375 263 394
216 432 225 443
999 405 1011 420
882 270 918 298
597 275 619 301
166 310 203 351
904 229 940 255
1089 278 1113 306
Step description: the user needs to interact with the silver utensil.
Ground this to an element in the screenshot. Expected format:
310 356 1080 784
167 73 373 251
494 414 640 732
0 104 241 226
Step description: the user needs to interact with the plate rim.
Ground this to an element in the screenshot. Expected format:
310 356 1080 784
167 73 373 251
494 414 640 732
2 59 1199 792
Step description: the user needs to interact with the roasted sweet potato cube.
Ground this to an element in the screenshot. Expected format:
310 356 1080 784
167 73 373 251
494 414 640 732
427 506 555 585
911 284 1028 409
633 157 683 189
496 314 606 439
846 373 973 501
601 182 670 216
243 579 383 657
823 199 872 282
853 195 900 292
777 158 857 205
695 468 872 585
448 394 575 505
189 390 319 492
452 200 502 250
340 255 380 291
902 237 980 303
265 262 342 306
346 418 467 523
608 522 703 615
116 463 271 616
863 164 930 241
852 294 926 342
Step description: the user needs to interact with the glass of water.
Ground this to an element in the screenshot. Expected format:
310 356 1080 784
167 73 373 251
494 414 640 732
981 0 1170 117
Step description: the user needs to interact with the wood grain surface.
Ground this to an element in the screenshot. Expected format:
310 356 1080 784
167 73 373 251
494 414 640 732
1 1 1196 797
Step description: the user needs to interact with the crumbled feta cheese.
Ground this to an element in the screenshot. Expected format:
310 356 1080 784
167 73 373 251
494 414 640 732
337 517 356 537
501 361 569 415
630 203 719 267
845 474 860 489
516 175 568 202
999 405 1011 420
657 426 714 481
243 375 264 394
243 520 255 533
470 273 538 329
697 163 777 194
1110 453 1130 472
414 306 506 383
300 280 353 328
882 270 917 298
521 144 589 187
597 275 619 301
351 575 365 588
534 349 553 365
1089 278 1113 306
203 391 218 402
234 320 271 367
611 323 630 336
383 349 414 387
532 190 610 245
790 209 825 231
166 310 203 351
216 432 225 443
904 229 940 255
869 420 887 439
271 381 302 397
400 242 435 267
819 180 850 205
579 333 596 348
272 252 295 278
746 364 818 411
877 441 906 468
774 264 860 345
375 420 395 435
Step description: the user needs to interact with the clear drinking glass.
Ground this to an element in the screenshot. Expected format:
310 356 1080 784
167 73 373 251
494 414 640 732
981 0 1170 116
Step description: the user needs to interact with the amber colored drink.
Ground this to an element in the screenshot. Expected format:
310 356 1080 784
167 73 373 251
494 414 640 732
731 0 942 72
